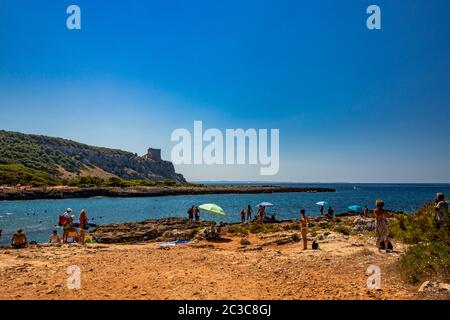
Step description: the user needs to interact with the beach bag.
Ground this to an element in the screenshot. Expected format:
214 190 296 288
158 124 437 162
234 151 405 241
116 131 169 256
58 215 67 227
380 240 393 251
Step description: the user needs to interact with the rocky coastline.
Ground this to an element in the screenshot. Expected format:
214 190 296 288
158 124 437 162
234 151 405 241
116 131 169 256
0 185 335 201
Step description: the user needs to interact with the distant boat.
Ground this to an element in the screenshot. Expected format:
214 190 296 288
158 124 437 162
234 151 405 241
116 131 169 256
353 186 357 190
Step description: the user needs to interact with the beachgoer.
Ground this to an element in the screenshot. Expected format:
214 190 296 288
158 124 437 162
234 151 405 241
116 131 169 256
300 209 308 250
258 206 265 222
79 209 89 245
246 205 252 223
327 207 334 218
434 193 448 229
319 205 324 216
61 208 74 243
194 206 200 221
48 230 61 244
66 228 79 244
374 199 390 253
363 205 369 216
11 229 28 249
240 209 246 224
187 206 194 222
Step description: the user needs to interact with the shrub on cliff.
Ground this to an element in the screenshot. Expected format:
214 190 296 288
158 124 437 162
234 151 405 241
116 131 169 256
390 202 450 284
0 164 59 186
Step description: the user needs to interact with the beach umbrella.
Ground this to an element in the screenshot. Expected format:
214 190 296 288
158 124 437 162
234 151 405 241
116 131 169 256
198 203 226 216
348 205 362 213
316 201 329 206
256 202 274 207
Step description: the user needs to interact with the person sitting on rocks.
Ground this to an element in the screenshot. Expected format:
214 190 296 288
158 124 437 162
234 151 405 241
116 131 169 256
11 229 28 249
327 207 334 218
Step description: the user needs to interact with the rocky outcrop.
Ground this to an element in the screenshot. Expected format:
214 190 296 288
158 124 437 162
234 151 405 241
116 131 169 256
91 217 212 243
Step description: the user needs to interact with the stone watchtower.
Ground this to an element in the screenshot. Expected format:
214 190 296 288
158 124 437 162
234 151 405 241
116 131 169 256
146 148 162 161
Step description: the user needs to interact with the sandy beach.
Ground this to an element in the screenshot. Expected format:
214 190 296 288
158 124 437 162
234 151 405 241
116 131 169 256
1 217 446 300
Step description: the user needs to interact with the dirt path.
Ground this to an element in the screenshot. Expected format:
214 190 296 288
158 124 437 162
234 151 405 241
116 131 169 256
0 233 425 300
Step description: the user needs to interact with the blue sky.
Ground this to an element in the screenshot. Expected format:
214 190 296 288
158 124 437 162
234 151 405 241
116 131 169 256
0 0 449 182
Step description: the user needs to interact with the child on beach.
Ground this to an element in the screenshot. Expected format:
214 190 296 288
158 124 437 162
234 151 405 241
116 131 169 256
48 230 61 244
300 209 308 250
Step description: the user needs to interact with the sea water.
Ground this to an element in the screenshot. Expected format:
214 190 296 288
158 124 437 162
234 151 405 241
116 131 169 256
1 183 449 245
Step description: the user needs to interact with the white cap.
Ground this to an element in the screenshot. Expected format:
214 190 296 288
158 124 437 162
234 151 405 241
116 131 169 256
67 208 72 212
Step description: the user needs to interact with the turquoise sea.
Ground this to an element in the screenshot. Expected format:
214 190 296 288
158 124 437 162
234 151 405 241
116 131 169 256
1 183 449 245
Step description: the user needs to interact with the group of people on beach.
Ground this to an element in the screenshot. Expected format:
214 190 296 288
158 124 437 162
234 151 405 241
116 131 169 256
4 192 448 253
8 207 91 249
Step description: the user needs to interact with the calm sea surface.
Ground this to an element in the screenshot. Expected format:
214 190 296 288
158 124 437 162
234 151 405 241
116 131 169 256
1 183 449 245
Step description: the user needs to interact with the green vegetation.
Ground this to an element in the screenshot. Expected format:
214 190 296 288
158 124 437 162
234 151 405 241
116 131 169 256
0 164 59 186
334 225 351 236
229 224 249 235
0 130 86 175
390 203 450 284
249 223 278 234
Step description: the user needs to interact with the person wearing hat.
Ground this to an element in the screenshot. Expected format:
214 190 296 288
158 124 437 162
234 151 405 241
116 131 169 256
435 193 448 229
62 208 74 244
374 200 390 253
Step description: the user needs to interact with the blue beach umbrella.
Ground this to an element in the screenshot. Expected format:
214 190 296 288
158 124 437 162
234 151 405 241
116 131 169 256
348 205 362 213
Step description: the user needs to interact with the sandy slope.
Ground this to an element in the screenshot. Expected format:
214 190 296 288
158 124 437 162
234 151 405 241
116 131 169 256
0 231 434 300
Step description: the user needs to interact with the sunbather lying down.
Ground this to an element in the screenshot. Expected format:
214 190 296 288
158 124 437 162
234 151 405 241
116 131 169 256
11 229 28 249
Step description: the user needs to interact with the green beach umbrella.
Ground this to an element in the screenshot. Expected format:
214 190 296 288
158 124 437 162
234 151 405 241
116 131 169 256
198 203 226 216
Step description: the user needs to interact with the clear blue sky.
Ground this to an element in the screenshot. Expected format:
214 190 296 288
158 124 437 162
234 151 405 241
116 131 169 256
0 0 449 182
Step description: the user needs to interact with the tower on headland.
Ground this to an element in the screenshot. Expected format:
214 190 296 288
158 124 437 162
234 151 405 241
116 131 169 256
146 148 161 161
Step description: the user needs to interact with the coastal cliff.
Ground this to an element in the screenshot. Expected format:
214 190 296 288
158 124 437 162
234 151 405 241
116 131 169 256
0 130 185 184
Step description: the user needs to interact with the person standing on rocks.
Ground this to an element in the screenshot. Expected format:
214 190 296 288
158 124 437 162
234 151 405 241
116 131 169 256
240 209 246 224
434 193 448 229
246 205 252 223
194 206 200 222
374 200 390 253
363 205 369 217
187 206 194 223
319 205 324 216
300 209 308 250
79 209 89 245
